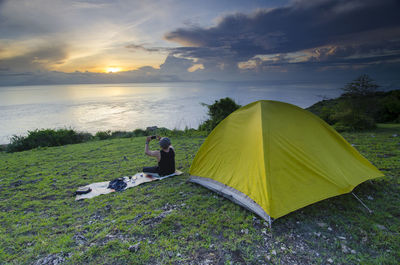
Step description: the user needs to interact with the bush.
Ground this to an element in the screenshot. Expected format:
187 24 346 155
76 132 94 142
95 130 112 140
6 128 93 152
199 97 241 133
378 90 400 122
133 129 147 137
332 110 376 131
111 131 134 138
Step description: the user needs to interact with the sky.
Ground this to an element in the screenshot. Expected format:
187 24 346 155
1 0 400 87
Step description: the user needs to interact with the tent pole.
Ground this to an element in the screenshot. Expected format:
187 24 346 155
352 192 373 214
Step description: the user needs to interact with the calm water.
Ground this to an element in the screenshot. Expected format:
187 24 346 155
0 82 341 144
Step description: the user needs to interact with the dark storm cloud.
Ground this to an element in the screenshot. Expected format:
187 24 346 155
165 0 400 64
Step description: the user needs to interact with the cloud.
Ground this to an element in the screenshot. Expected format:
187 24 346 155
0 44 69 72
165 0 400 66
125 43 164 53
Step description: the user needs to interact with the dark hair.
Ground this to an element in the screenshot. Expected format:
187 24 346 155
159 137 171 149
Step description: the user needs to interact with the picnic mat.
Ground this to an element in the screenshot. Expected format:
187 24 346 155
75 170 183 200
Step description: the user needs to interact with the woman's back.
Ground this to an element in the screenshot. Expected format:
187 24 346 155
158 148 175 176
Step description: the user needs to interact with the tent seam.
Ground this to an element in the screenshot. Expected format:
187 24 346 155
260 102 273 216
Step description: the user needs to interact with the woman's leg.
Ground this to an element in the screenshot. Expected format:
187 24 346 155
143 166 159 174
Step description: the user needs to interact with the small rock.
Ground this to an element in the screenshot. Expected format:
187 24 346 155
375 224 387 230
128 242 141 252
296 221 300 224
327 258 333 263
265 255 271 261
328 227 333 231
367 196 374 200
315 252 320 257
33 252 69 265
338 236 346 240
341 244 350 253
177 253 182 257
314 232 321 237
280 246 286 251
271 250 277 255
351 249 356 254
73 234 87 245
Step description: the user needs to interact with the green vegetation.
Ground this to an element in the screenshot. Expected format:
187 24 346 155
198 97 241 133
0 124 399 264
6 129 92 153
6 128 206 153
307 75 400 131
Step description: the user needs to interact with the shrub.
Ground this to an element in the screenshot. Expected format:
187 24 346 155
333 110 376 131
6 128 93 152
76 132 94 142
133 129 147 137
378 90 400 123
152 127 170 136
111 131 134 138
199 97 241 133
95 130 112 140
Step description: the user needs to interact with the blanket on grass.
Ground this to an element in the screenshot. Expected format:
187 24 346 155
75 170 183 200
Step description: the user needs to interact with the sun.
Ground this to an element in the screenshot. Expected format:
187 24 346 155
106 67 122 73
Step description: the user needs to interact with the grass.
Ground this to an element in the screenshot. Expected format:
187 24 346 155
0 124 399 264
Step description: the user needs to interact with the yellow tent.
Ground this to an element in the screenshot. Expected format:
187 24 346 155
189 100 383 222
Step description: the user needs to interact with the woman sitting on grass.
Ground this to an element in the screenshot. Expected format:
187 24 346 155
143 136 175 176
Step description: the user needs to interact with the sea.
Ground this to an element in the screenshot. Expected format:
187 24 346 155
0 82 342 144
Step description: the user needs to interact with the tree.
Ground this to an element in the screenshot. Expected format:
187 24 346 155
199 97 241 133
334 75 380 131
341 74 379 97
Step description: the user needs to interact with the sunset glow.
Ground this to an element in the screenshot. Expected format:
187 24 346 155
0 0 398 86
106 67 122 73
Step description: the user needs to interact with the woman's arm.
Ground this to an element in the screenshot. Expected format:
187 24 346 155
145 136 161 161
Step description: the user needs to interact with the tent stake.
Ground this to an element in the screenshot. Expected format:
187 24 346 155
352 192 373 214
268 215 272 228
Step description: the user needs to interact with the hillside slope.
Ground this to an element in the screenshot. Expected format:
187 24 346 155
0 126 399 264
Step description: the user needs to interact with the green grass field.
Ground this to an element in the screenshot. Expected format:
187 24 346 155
0 125 399 264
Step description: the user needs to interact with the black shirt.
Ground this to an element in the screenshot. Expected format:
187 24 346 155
158 148 175 176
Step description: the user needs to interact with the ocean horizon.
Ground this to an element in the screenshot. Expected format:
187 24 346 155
0 81 341 144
